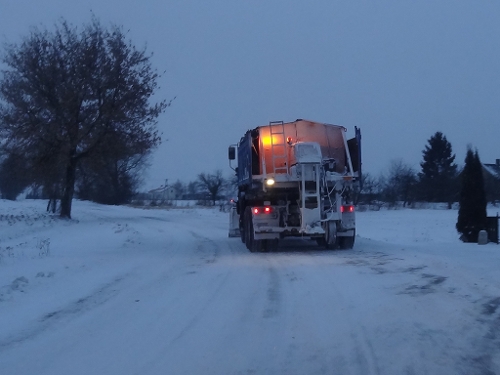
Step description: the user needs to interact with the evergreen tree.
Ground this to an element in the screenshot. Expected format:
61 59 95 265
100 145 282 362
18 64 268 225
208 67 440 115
0 152 31 200
419 132 458 205
456 148 487 242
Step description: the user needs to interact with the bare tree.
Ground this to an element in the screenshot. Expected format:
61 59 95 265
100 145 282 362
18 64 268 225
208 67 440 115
76 129 151 205
186 181 200 199
358 172 382 204
0 17 168 218
197 170 226 205
223 172 238 199
382 159 418 207
171 180 186 199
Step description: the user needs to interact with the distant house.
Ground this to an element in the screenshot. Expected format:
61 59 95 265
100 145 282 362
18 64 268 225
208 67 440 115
482 159 500 204
148 185 178 201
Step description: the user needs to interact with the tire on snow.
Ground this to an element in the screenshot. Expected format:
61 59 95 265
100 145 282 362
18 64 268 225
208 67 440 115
244 207 264 253
318 221 339 249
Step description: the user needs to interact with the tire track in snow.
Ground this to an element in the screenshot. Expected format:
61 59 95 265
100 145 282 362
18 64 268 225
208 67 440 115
460 296 500 375
0 273 132 352
189 231 220 265
169 270 232 344
289 258 382 375
136 238 237 375
167 231 229 344
263 266 281 319
330 239 500 375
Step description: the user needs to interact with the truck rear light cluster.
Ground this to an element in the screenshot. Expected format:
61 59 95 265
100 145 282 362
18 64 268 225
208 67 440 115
253 206 273 215
341 205 355 213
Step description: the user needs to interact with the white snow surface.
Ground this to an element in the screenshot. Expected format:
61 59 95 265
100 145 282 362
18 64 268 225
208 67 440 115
0 199 499 375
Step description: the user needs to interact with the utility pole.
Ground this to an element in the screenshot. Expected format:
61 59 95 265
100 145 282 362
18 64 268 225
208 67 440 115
162 178 168 201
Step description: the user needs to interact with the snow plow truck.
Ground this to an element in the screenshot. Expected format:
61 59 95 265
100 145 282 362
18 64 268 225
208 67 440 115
228 119 361 252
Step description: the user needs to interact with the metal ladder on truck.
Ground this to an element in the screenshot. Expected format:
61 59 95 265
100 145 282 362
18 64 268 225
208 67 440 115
299 162 322 232
268 121 288 175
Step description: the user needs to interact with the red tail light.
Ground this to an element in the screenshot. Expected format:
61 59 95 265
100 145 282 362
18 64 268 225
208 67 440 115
253 206 273 215
341 205 355 213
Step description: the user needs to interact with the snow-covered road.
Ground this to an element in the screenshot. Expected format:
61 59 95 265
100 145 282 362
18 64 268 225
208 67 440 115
0 201 499 374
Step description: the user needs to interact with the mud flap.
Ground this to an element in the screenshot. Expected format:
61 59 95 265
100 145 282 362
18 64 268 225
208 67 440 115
228 207 240 237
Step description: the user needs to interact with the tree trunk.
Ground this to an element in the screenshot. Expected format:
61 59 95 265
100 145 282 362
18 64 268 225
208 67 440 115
60 158 77 219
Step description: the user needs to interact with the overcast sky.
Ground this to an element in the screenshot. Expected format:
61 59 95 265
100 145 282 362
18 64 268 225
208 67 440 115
1 1 499 189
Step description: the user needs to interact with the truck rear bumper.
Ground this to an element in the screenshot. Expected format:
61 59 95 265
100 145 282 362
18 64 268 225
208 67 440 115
254 225 324 240
254 226 354 240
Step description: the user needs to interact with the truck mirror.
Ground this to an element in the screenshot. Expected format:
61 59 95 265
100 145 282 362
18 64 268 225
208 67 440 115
228 146 236 160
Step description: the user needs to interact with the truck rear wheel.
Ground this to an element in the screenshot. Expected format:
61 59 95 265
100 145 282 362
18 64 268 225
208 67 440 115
244 207 263 252
319 221 338 249
239 216 245 243
244 208 252 250
249 223 264 253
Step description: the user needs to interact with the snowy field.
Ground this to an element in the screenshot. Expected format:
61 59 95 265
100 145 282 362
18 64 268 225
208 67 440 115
0 199 499 375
